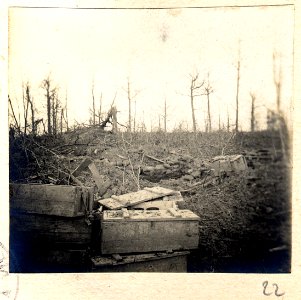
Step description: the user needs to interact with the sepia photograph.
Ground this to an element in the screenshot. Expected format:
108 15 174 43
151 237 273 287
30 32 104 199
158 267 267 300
6 3 294 278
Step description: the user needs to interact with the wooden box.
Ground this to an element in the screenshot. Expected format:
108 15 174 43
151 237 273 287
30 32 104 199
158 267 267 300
100 209 200 254
10 213 93 245
211 154 248 176
10 183 94 217
91 251 189 272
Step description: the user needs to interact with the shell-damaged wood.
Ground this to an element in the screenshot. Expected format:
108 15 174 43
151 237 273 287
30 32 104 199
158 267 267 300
10 183 94 217
10 213 93 245
91 251 190 272
100 209 200 254
98 186 178 210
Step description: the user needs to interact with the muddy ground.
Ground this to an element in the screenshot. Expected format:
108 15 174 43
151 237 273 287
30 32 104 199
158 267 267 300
9 129 291 272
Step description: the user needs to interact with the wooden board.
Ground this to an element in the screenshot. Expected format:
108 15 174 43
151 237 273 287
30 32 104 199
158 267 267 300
91 251 189 272
98 197 124 210
10 183 94 217
101 210 199 254
132 192 183 210
10 212 93 245
98 186 178 210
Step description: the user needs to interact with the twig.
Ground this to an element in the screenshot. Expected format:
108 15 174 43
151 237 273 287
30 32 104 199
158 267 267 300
117 154 127 160
221 132 236 155
24 136 62 158
180 175 211 192
144 153 165 164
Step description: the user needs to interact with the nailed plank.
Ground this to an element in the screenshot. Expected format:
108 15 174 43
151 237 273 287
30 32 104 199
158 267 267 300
112 187 176 207
91 252 188 272
144 186 177 196
103 209 199 222
98 197 124 210
10 184 93 217
10 213 92 244
88 162 111 196
72 157 93 177
101 213 199 254
99 187 180 210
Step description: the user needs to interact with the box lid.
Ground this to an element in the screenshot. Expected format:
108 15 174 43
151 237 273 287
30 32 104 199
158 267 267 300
102 209 200 222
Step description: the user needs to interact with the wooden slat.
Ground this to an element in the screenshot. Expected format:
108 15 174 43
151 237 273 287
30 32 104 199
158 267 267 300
92 251 190 266
103 209 200 221
10 213 92 244
98 198 124 210
101 219 199 254
111 188 174 207
144 186 177 196
10 184 93 217
99 187 180 210
72 157 92 177
88 163 111 196
91 254 188 272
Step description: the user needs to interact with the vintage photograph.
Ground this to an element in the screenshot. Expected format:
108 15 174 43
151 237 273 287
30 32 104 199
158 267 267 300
8 5 293 273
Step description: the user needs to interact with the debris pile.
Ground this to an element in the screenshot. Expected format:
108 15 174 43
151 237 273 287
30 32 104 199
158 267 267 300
92 186 200 272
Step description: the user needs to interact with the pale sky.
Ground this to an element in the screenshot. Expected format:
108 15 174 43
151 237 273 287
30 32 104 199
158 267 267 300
8 5 294 132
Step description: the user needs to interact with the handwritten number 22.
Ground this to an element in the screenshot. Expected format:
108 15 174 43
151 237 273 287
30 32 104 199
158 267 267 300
263 281 285 297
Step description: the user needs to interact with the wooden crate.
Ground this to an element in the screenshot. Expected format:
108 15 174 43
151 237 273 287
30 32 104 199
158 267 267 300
91 251 189 272
10 212 93 245
10 183 94 217
211 155 248 176
100 209 200 254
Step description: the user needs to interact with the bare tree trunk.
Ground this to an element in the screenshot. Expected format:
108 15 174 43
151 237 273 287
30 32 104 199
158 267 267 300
52 92 56 135
207 93 211 132
134 99 136 133
164 98 167 134
65 93 69 132
127 79 132 132
218 113 221 131
189 73 205 134
29 98 35 135
23 84 32 135
98 93 102 125
60 108 63 134
250 92 256 132
92 82 96 126
273 53 282 113
235 59 240 133
190 87 197 133
22 85 27 134
204 74 213 132
42 78 52 134
227 108 230 132
8 95 20 133
158 115 161 131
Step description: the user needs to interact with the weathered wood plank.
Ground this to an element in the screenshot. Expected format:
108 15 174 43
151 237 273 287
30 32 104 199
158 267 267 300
10 213 93 245
144 186 177 195
98 187 181 210
98 197 124 210
101 210 199 254
10 183 93 217
88 163 111 196
91 251 189 272
72 157 93 177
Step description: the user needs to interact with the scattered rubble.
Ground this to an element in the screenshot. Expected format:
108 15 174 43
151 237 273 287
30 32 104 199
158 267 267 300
9 129 290 272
